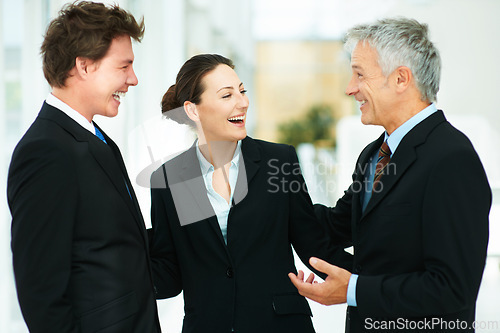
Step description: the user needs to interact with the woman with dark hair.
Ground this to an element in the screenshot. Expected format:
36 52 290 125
149 54 350 333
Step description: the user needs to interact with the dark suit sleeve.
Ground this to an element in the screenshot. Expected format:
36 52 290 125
313 144 367 252
356 148 490 318
310 156 358 269
149 168 183 299
314 190 354 250
8 140 80 332
286 145 354 273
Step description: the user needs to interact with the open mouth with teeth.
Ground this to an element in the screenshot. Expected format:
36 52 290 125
359 100 367 107
228 115 245 124
112 91 126 102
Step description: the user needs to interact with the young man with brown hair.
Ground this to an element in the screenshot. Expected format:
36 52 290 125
7 2 161 332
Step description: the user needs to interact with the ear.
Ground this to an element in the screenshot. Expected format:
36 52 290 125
184 101 200 122
74 57 95 79
394 66 412 93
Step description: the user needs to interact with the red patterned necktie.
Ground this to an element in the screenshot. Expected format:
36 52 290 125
372 141 391 193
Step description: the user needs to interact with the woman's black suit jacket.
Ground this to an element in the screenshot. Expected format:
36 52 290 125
149 136 350 333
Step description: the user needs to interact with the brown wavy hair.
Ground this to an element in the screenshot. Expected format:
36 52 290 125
41 1 145 88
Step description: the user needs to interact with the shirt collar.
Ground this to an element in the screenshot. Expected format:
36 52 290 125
196 140 242 175
385 103 438 156
45 93 97 135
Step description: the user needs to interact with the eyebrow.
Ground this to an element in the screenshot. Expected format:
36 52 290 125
217 82 244 93
119 59 134 65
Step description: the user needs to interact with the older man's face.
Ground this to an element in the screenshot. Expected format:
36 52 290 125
345 42 397 130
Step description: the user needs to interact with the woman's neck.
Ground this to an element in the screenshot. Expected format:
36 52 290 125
198 137 238 169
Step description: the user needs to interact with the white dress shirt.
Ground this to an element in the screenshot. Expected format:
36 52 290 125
195 141 242 244
45 93 100 136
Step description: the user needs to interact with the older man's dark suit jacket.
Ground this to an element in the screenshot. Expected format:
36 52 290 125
8 102 160 333
315 110 491 332
149 136 351 333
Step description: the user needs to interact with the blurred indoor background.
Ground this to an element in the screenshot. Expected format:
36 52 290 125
1 0 499 332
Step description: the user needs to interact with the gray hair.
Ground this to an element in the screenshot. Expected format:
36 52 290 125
344 17 441 103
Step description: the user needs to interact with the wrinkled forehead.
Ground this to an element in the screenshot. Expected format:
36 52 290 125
350 41 380 65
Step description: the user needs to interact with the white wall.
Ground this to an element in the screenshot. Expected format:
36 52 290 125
387 0 500 188
0 0 9 330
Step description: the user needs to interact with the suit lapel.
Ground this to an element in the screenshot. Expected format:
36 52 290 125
177 145 215 218
39 104 147 243
348 134 384 222
93 124 147 233
89 124 147 233
361 143 417 218
173 137 260 248
88 134 133 206
361 111 446 218
239 137 260 187
234 137 260 204
175 146 227 244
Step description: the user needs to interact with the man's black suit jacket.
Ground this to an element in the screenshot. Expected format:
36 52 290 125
8 102 160 332
316 110 491 332
149 137 351 333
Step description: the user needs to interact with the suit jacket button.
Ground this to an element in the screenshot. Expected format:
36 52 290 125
226 267 234 278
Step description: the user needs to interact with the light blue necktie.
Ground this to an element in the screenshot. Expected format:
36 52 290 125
95 127 107 144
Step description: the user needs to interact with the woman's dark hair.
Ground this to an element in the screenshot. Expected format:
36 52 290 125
161 54 234 127
41 1 145 88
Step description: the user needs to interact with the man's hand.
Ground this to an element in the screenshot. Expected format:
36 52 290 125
288 257 351 305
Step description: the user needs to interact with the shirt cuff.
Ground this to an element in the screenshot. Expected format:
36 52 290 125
346 274 358 307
